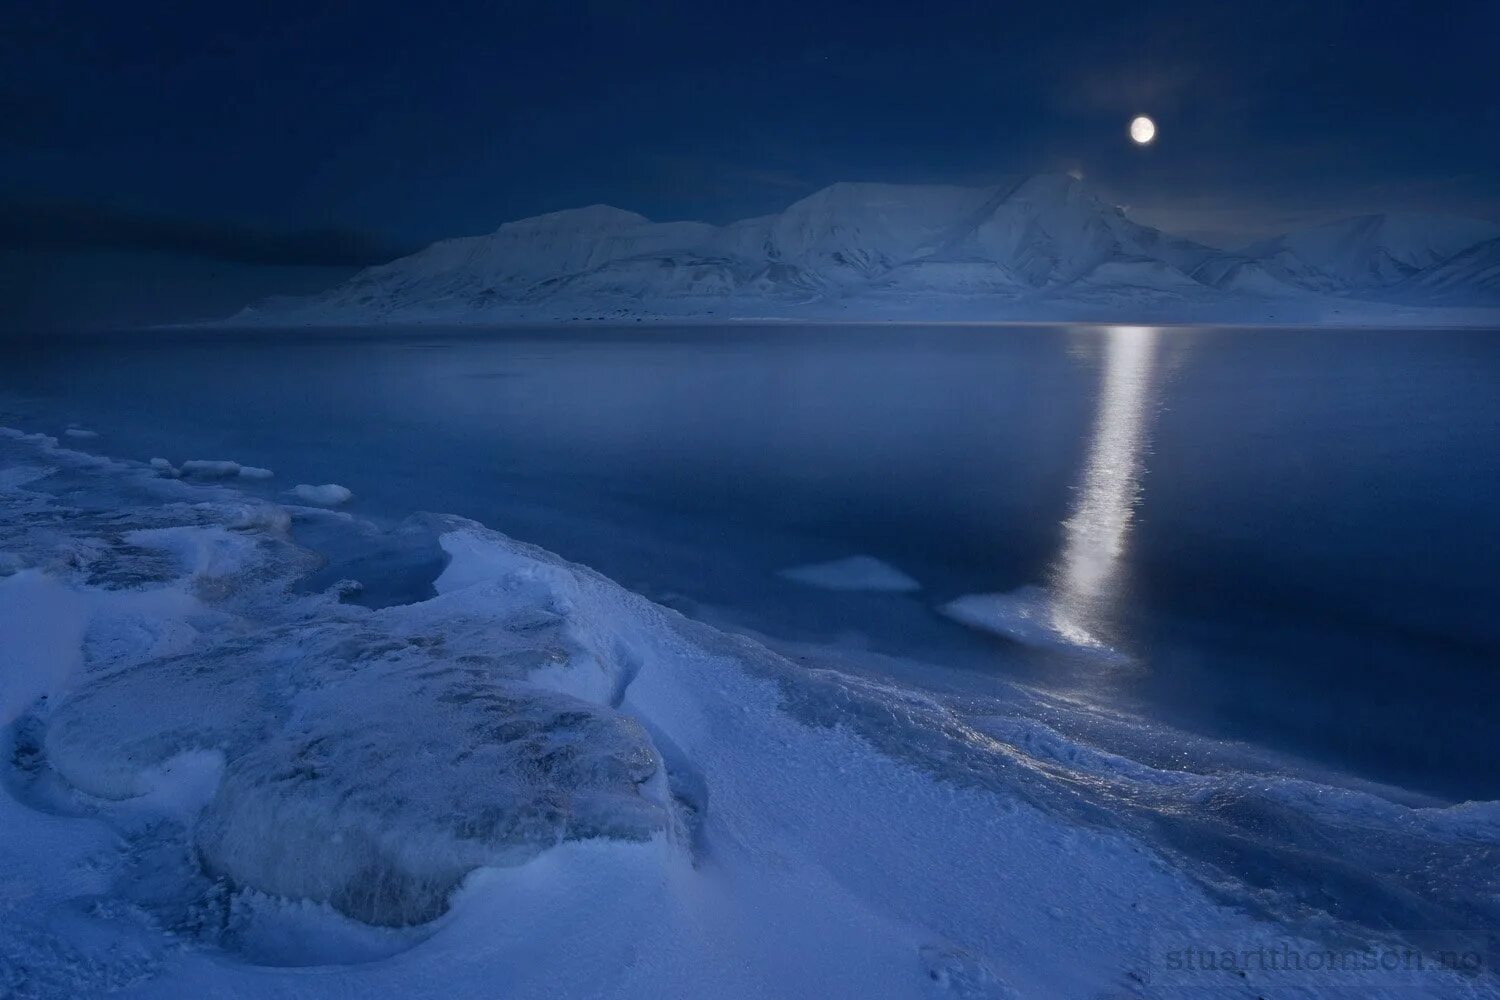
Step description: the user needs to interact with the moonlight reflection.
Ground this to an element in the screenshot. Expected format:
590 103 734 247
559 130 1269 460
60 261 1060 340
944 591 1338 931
1049 325 1160 647
943 326 1162 657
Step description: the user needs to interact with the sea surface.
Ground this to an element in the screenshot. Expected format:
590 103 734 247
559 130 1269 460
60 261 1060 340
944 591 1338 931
2 322 1498 804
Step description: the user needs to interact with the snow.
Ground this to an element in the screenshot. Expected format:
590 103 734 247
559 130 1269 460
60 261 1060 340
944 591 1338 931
778 555 921 592
0 571 86 724
291 483 353 505
1 427 1496 999
1243 213 1500 291
222 174 1500 328
1397 236 1500 302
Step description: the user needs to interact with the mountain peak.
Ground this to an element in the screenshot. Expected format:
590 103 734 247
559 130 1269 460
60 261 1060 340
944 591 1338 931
499 204 652 232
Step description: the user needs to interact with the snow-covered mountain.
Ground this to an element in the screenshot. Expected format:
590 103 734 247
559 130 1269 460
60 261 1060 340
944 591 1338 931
1241 213 1500 294
1391 236 1500 303
231 176 1500 325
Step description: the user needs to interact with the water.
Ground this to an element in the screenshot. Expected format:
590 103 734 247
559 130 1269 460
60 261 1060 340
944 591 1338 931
3 323 1498 803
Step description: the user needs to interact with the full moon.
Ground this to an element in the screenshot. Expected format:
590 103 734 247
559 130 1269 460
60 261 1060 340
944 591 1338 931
1129 115 1156 145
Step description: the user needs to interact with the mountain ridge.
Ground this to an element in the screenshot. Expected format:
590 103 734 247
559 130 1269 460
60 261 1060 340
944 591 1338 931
229 175 1500 326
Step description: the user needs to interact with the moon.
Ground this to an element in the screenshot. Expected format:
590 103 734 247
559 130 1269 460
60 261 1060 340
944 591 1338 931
1129 116 1156 145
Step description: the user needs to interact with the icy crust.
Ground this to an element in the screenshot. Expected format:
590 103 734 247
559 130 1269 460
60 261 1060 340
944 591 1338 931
1 436 668 927
195 675 663 925
40 543 670 925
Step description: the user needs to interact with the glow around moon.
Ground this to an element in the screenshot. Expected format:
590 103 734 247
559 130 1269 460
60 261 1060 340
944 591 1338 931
1129 115 1156 145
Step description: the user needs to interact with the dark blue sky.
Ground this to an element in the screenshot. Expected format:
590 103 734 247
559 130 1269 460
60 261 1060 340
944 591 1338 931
3 0 1497 257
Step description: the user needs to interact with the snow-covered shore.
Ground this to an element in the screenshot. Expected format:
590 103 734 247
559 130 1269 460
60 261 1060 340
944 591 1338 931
1 426 1495 999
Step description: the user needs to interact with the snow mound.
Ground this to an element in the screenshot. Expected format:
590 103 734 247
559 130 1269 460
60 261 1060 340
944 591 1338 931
292 483 353 506
778 555 921 593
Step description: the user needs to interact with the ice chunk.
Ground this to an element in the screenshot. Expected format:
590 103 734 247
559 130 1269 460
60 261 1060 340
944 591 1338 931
125 525 266 585
170 459 274 481
779 555 920 593
45 640 273 798
180 459 243 478
940 587 1060 646
291 483 353 506
940 586 1124 660
48 614 668 923
196 674 666 925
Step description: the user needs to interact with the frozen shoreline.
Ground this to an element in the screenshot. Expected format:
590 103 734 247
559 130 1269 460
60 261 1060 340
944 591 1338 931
1 426 1495 999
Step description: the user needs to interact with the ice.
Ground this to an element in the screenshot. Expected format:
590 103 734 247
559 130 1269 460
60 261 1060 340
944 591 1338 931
179 459 243 478
940 586 1069 646
195 675 665 925
45 583 665 923
291 483 353 506
175 459 274 481
2 428 1495 999
0 463 58 491
63 428 99 439
778 554 921 592
940 586 1124 659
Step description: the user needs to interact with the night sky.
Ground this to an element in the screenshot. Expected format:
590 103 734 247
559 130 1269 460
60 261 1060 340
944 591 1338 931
3 0 1498 270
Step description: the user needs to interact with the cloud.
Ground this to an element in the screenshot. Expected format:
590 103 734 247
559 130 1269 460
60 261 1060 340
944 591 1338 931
0 200 413 266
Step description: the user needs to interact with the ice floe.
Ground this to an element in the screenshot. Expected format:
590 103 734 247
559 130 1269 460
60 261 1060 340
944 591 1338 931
778 554 920 593
291 483 353 506
171 459 276 480
940 585 1125 660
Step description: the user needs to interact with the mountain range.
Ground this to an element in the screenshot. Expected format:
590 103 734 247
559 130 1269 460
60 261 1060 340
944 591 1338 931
231 174 1500 326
